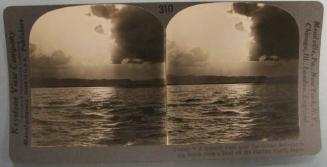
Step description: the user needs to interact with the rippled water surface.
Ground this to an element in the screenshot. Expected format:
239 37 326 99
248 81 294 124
32 84 298 147
32 87 166 147
167 84 298 144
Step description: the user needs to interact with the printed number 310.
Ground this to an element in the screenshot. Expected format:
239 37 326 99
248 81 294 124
158 4 174 14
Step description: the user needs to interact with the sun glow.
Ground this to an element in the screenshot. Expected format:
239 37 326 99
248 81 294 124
167 3 254 76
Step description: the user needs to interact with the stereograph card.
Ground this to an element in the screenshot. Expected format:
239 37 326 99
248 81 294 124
3 1 324 163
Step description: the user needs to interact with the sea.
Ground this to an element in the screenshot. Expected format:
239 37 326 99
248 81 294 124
32 83 298 147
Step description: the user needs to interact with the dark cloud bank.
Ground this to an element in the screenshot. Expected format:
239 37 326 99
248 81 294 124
30 3 300 81
233 3 299 61
91 4 164 64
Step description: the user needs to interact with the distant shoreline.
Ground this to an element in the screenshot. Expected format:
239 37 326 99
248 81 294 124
31 75 297 88
31 78 165 88
167 75 297 86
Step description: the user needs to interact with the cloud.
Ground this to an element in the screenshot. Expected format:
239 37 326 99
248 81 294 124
233 3 260 16
30 44 71 78
111 63 164 80
167 41 208 66
233 3 299 61
91 4 118 19
91 4 164 64
234 22 246 31
94 24 106 34
30 43 37 54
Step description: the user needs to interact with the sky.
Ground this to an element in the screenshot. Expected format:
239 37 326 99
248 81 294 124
30 4 164 80
31 5 114 67
166 3 299 77
30 3 299 80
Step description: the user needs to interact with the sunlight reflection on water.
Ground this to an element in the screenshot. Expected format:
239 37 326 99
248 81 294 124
167 83 299 145
32 83 298 147
32 87 166 147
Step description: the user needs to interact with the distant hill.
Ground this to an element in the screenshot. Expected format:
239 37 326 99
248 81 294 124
167 75 297 85
31 75 297 88
31 78 165 88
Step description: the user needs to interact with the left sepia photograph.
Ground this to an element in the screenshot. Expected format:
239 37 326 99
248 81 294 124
30 4 166 147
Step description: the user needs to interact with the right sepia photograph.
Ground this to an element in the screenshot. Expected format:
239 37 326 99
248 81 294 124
166 2 299 145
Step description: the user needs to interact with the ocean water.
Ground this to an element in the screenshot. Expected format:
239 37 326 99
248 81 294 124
167 84 299 144
32 87 167 147
32 83 298 147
